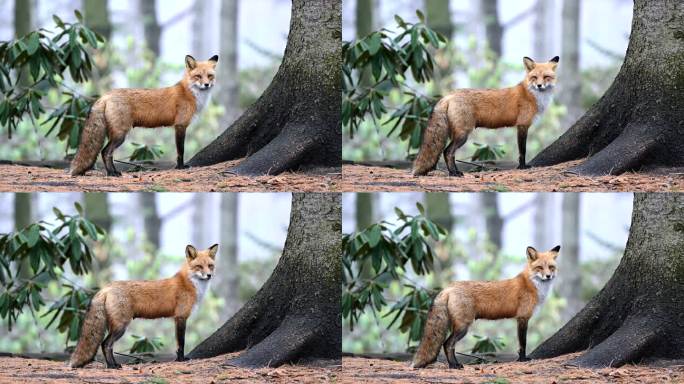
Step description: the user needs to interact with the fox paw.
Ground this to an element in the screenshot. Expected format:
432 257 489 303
448 363 464 369
517 164 529 170
175 356 188 362
517 356 531 362
106 363 122 369
106 171 122 177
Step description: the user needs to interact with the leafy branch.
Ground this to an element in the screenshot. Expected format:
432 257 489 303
342 202 447 345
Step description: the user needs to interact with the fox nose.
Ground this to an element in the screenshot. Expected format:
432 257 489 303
206 273 212 279
204 83 210 87
537 84 543 89
545 274 551 279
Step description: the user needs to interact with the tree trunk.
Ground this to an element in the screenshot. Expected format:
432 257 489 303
13 193 32 280
530 0 684 175
187 193 341 367
187 0 341 175
557 193 581 322
355 193 374 230
533 194 552 249
191 0 211 57
218 0 240 125
83 193 113 284
558 0 582 129
140 0 161 56
480 0 502 58
83 0 112 41
423 193 453 233
192 194 210 249
532 0 553 60
356 0 374 88
14 0 32 87
424 0 453 93
530 193 684 367
216 193 240 320
479 193 502 252
139 193 160 251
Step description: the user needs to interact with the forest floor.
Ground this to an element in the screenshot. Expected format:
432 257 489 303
341 160 684 192
341 353 684 383
0 353 341 384
0 160 340 192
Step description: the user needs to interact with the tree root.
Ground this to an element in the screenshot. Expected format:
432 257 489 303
224 316 320 368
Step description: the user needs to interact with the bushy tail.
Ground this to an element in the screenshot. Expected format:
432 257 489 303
69 291 107 368
412 103 450 176
411 299 450 368
69 98 107 176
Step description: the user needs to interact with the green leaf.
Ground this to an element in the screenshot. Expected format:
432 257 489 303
74 10 83 22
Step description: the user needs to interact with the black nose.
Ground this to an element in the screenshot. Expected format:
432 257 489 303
206 274 212 278
537 84 543 88
545 274 551 279
204 83 210 87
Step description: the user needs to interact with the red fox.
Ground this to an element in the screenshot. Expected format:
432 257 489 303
411 245 561 369
69 55 219 177
69 244 218 368
413 56 559 176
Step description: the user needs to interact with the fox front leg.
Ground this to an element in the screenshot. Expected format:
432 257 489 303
175 317 187 362
516 126 529 169
174 125 188 169
517 318 531 362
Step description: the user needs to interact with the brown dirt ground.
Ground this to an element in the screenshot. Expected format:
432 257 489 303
341 354 684 384
0 354 341 384
341 160 684 192
0 160 340 192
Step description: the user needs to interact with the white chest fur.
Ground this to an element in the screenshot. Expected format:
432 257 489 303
190 88 212 116
531 277 553 309
531 89 554 125
190 277 210 315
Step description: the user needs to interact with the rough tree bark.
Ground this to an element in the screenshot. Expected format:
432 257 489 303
530 193 684 367
140 0 161 56
187 193 341 367
530 0 684 175
187 0 341 175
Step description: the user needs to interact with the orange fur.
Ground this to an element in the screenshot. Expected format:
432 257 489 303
69 244 218 368
412 245 561 369
413 56 559 176
70 55 218 176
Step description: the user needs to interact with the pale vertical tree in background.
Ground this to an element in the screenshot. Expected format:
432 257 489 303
192 0 212 57
532 0 554 60
82 0 112 41
192 194 210 248
479 193 502 253
216 193 240 320
480 0 502 58
533 194 552 248
139 193 161 251
355 193 374 230
140 0 161 56
14 0 33 88
424 193 453 232
83 194 113 284
424 0 453 92
558 193 581 322
13 194 33 287
218 0 240 124
356 0 374 88
559 0 582 128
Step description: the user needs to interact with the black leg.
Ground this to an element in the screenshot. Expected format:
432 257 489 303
443 134 468 177
102 327 126 369
517 127 528 169
175 317 187 362
175 127 187 169
517 318 530 362
101 135 125 177
443 327 467 369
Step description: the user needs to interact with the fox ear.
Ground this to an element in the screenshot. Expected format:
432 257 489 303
523 56 535 72
551 245 561 258
186 245 198 260
549 56 560 70
526 246 538 261
185 55 197 70
208 243 219 259
208 55 219 63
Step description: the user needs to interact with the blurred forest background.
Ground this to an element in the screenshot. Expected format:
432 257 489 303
342 0 632 162
0 0 288 161
0 192 290 354
342 192 632 354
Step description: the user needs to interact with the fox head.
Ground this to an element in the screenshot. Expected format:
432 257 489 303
526 245 560 282
184 55 218 91
185 244 218 281
523 56 559 93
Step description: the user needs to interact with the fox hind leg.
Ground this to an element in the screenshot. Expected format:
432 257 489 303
101 323 128 369
443 131 469 177
101 134 126 177
516 126 529 169
443 326 468 369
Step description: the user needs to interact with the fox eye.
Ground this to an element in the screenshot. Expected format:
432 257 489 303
208 264 214 269
208 75 214 80
549 266 556 271
193 75 201 80
535 266 543 271
530 76 537 82
544 76 552 81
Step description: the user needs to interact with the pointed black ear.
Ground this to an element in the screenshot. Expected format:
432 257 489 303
208 243 219 259
208 55 219 63
526 246 538 261
186 244 198 260
551 245 561 253
185 55 197 69
549 56 560 63
523 56 535 71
